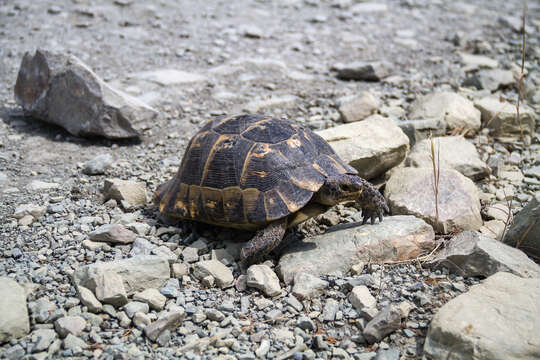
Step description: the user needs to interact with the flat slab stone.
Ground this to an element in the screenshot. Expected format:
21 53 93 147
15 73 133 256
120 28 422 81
429 230 540 278
131 69 206 86
316 115 409 180
277 215 435 284
385 167 482 233
474 96 535 137
423 272 540 360
406 136 489 180
72 255 170 295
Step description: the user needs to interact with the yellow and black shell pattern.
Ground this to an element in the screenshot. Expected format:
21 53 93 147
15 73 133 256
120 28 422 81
154 114 357 230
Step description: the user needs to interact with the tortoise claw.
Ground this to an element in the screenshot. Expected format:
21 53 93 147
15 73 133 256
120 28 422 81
371 214 376 225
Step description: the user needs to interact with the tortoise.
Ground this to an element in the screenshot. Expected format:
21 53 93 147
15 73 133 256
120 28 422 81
154 114 388 266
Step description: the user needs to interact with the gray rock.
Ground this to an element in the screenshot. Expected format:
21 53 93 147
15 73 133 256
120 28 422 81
54 316 86 338
255 339 270 357
133 289 166 311
246 265 282 297
28 298 57 323
130 237 157 256
338 92 380 123
89 224 136 245
123 301 149 318
103 178 147 207
464 69 514 92
279 216 435 284
423 272 540 360
322 299 339 321
479 220 506 240
151 245 178 263
363 306 401 344
130 68 206 86
76 286 102 313
398 117 446 147
333 61 392 81
62 334 88 352
317 115 409 180
93 271 128 307
504 193 540 260
406 136 489 180
297 316 316 331
430 231 540 278
385 168 482 233
171 263 189 279
291 272 329 298
27 180 59 192
133 312 151 329
374 348 400 360
13 204 47 220
349 286 377 311
14 49 157 139
144 310 186 342
475 96 535 137
242 95 298 113
205 308 225 322
30 328 57 353
82 154 113 175
408 92 481 131
458 52 499 71
73 255 170 295
192 260 233 288
0 278 30 344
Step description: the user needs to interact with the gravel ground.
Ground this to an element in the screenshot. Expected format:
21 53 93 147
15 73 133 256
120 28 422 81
0 0 539 359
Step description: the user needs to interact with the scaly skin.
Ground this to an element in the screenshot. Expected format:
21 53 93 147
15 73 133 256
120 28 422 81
357 178 389 225
240 217 288 268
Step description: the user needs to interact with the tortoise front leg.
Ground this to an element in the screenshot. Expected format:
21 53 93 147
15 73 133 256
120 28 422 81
357 178 389 225
240 217 288 268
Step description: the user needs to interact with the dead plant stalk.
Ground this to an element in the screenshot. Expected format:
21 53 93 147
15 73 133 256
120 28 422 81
429 132 441 231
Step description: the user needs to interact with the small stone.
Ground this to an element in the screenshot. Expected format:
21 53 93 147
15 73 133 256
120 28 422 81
63 334 88 352
77 286 102 313
349 286 377 311
246 264 282 297
18 214 34 226
458 52 498 71
54 316 86 338
133 288 167 311
123 301 149 318
171 263 189 278
103 178 147 207
151 246 178 263
202 275 215 287
144 310 186 342
89 224 136 245
133 312 151 329
117 311 131 328
181 247 199 263
28 298 57 323
13 203 47 219
192 260 233 288
130 237 156 256
0 277 30 343
398 301 414 319
333 61 392 81
31 328 57 353
297 316 316 332
93 271 128 308
286 295 303 312
351 262 366 276
322 299 340 321
363 306 401 344
205 308 225 322
82 154 113 175
255 339 270 357
338 92 380 123
27 180 60 191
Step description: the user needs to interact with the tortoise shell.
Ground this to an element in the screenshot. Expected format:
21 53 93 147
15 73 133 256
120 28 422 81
154 114 357 230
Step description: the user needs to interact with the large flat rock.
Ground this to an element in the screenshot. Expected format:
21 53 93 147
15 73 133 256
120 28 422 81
504 193 540 260
474 96 536 137
424 272 540 360
0 277 30 344
277 216 434 284
72 255 170 295
316 115 409 180
406 136 489 180
385 167 482 233
14 49 158 139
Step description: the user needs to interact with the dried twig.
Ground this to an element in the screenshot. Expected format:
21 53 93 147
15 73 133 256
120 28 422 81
516 1 527 140
500 191 514 241
429 132 441 231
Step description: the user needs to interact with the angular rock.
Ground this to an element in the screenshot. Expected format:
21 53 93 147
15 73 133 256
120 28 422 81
63 334 88 352
317 115 409 179
133 289 167 311
463 69 514 92
144 310 186 342
13 204 47 220
408 92 481 131
192 260 233 288
278 216 435 284
103 179 147 207
89 224 136 245
93 271 128 307
430 231 540 278
474 96 535 137
338 92 380 123
72 255 170 295
27 180 59 191
398 118 446 147
349 286 377 311
30 328 57 353
291 272 329 298
82 154 113 175
333 61 392 81
363 306 401 344
28 298 56 323
77 286 102 313
14 49 157 139
123 301 149 318
133 312 151 329
479 220 506 240
54 316 86 338
0 277 30 344
406 136 489 180
504 193 540 260
458 52 499 71
246 265 282 297
423 272 540 360
385 168 482 233
151 245 178 263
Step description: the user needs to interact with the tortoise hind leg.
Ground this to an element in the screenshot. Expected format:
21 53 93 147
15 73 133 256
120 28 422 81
240 217 288 269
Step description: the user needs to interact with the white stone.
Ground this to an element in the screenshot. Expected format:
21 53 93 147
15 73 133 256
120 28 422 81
133 289 166 311
349 285 377 311
474 96 535 137
246 265 282 297
338 91 380 123
192 260 233 288
0 277 30 343
27 180 60 191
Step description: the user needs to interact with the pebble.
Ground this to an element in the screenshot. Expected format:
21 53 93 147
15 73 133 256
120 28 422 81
54 316 86 338
82 154 113 175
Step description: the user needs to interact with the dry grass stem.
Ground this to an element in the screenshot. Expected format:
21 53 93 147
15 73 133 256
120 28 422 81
429 132 441 231
516 1 527 140
500 191 514 242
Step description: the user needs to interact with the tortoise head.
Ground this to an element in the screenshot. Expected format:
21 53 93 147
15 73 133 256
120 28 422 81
314 174 364 206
